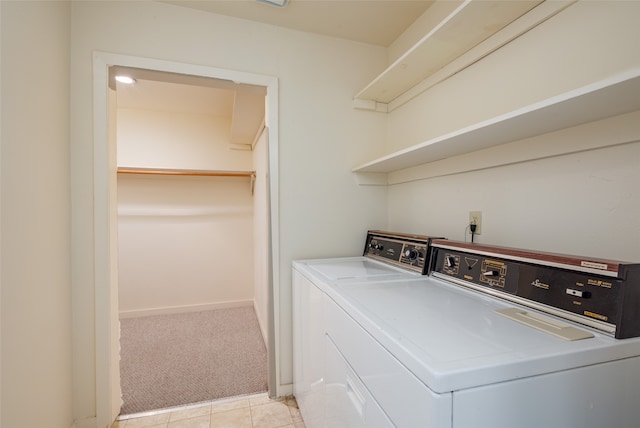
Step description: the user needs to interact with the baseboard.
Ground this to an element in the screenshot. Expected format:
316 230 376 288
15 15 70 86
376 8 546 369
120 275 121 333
72 416 96 428
276 383 293 398
253 301 269 349
119 300 254 319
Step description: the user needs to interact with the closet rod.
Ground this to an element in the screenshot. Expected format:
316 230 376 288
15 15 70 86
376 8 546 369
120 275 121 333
117 167 256 178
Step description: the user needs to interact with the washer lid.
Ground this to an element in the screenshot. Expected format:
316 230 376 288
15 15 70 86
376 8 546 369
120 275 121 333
327 277 640 393
299 257 419 282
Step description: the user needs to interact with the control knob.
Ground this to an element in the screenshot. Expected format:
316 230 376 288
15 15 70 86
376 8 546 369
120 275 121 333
404 249 419 260
369 242 383 251
482 270 499 277
445 256 456 268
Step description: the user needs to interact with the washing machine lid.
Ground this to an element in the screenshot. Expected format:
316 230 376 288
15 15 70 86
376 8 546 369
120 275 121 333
298 257 420 282
326 277 640 394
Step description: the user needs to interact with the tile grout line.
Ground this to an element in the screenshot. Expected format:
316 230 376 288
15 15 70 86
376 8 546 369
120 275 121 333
118 392 267 421
113 393 304 428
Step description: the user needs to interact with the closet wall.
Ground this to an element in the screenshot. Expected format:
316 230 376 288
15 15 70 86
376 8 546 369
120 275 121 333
117 93 258 318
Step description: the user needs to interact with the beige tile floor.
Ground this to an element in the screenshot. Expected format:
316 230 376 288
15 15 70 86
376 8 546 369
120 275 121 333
111 393 305 428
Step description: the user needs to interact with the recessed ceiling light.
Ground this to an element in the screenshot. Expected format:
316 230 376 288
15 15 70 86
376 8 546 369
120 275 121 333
256 0 288 7
115 75 136 85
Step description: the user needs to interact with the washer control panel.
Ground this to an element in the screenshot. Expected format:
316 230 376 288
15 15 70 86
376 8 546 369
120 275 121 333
430 240 640 339
364 230 443 274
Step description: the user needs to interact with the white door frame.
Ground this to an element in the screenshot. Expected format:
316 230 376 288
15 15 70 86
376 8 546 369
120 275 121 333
92 52 280 427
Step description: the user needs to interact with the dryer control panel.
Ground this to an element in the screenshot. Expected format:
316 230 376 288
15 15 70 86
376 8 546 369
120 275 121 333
363 230 444 275
430 240 640 339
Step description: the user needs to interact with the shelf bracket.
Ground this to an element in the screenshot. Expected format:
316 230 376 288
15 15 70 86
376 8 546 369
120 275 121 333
353 172 388 186
352 98 388 113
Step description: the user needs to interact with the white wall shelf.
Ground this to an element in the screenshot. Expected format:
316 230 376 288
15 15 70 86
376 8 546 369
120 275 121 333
354 0 545 107
353 69 640 178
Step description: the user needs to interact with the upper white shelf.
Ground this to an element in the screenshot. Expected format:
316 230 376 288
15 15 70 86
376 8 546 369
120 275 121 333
354 0 544 105
353 69 640 174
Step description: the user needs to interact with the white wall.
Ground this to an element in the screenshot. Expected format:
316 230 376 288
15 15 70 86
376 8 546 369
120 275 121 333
389 128 640 261
387 1 640 263
116 105 256 316
0 2 74 427
70 1 388 422
118 175 254 316
117 109 252 171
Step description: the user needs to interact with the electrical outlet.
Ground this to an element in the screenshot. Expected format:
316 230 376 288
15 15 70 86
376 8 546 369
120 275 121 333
469 211 482 235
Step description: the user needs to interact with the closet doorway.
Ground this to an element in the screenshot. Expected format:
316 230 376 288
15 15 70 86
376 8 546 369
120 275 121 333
93 54 280 424
114 67 271 414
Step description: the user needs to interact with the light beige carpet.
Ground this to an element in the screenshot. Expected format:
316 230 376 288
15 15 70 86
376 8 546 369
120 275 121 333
119 306 268 415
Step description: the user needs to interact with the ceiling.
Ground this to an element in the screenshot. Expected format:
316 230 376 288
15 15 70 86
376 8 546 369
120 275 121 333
116 79 235 116
160 0 435 47
114 67 267 147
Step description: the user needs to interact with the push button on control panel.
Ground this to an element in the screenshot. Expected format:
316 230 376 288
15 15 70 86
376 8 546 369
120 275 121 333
566 288 592 299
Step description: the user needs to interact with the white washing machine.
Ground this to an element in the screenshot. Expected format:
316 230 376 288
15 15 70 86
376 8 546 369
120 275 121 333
293 230 441 427
293 232 640 428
